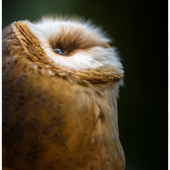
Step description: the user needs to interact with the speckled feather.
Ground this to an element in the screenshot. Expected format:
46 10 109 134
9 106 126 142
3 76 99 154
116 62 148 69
2 18 125 170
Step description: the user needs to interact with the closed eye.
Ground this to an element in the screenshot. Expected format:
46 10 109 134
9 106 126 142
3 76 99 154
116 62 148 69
53 48 65 56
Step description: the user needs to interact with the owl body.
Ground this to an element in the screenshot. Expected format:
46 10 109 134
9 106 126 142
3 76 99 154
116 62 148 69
2 17 125 170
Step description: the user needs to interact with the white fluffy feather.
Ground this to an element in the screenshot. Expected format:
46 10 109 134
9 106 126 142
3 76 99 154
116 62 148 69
24 18 123 72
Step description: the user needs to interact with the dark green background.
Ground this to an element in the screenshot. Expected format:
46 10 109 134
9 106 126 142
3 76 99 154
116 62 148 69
3 0 167 169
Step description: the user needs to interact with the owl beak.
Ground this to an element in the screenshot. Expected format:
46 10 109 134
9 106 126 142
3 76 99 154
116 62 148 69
104 43 111 48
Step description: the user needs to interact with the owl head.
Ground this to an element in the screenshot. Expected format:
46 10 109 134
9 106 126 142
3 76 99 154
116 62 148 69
4 16 124 85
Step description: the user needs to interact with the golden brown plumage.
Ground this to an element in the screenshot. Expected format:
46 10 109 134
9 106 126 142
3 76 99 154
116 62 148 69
2 17 125 170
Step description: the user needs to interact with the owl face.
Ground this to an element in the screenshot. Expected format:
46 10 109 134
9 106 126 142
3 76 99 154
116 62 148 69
17 17 124 72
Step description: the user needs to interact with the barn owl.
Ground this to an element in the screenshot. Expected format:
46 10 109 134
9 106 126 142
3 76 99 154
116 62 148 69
2 16 125 170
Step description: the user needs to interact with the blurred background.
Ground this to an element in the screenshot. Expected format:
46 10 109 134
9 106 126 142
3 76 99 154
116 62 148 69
2 0 167 169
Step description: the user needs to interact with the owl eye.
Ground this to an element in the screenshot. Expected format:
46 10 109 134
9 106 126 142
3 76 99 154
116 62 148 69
54 48 65 56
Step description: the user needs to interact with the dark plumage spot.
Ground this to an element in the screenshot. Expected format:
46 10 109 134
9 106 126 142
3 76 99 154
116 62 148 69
56 157 60 162
50 161 54 169
54 48 65 56
99 111 105 122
